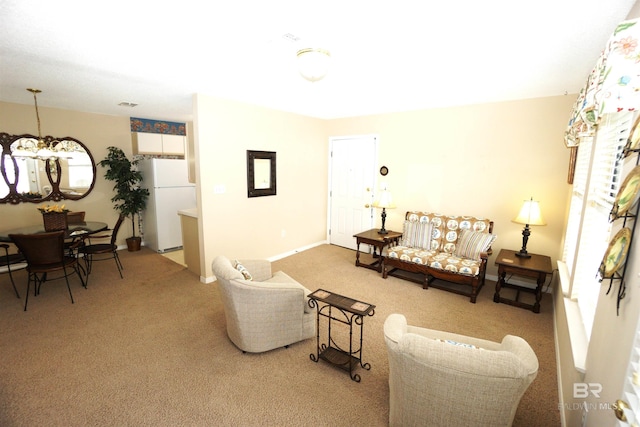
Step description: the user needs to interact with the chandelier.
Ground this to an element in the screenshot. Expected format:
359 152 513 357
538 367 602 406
11 88 76 160
296 48 331 82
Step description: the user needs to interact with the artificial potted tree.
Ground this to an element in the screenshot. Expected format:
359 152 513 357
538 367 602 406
99 146 149 251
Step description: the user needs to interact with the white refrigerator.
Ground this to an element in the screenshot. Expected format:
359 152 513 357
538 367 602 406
139 158 196 253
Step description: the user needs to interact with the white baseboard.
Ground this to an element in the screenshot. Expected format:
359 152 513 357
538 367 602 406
267 240 328 262
204 240 329 284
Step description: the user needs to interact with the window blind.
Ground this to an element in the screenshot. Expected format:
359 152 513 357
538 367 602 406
561 112 633 339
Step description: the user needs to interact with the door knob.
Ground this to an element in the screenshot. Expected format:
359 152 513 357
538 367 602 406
364 204 370 208
614 399 629 422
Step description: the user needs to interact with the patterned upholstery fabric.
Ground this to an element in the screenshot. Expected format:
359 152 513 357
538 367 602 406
233 259 253 280
387 212 494 277
384 314 538 427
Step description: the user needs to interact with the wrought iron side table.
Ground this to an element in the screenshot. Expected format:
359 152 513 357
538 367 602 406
308 289 375 382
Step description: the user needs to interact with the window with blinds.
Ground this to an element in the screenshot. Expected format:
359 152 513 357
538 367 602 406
561 112 634 339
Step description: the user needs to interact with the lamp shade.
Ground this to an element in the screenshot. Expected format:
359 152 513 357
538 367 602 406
512 198 546 226
373 190 396 209
296 48 331 82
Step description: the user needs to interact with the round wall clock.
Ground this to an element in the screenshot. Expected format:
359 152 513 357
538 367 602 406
380 166 389 176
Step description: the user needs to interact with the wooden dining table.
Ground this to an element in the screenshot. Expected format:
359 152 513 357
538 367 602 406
0 221 108 243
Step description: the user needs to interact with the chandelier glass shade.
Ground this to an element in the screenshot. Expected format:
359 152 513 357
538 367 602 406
296 48 331 82
10 89 77 161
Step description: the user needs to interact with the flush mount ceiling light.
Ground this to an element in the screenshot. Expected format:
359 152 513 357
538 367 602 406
296 48 331 82
118 101 138 107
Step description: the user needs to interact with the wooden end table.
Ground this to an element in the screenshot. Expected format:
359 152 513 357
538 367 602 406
353 229 402 273
494 249 553 313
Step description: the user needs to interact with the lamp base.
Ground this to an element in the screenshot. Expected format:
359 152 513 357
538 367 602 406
516 225 532 258
515 250 531 258
378 207 389 235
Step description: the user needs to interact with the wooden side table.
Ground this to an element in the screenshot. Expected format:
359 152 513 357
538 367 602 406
494 249 553 313
353 229 402 273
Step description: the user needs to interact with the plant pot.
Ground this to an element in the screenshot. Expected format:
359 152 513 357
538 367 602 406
126 236 142 252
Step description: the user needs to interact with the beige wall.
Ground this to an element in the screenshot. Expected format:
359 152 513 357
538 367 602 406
193 95 329 280
326 95 574 278
0 101 132 245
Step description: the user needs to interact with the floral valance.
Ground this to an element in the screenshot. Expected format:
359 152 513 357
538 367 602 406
565 19 640 147
130 117 186 136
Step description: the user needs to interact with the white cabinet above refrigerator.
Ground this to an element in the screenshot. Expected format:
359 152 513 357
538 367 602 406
132 132 186 157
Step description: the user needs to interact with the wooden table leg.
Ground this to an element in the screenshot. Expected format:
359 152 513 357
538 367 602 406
494 268 505 303
533 273 545 314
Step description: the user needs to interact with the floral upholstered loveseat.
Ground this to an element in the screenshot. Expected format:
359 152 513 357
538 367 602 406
383 211 496 303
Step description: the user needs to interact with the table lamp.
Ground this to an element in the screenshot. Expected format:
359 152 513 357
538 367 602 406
372 188 396 234
512 197 546 258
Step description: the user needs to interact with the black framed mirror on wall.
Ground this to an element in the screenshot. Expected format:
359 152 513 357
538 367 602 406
0 132 97 204
247 150 276 197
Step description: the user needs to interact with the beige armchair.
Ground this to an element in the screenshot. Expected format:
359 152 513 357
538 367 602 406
383 314 538 427
211 255 315 353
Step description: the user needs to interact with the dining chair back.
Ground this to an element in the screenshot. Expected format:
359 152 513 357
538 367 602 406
66 211 86 224
64 211 88 257
79 214 125 282
0 243 26 300
9 231 86 311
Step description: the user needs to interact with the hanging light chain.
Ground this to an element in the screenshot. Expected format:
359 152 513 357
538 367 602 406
27 88 43 140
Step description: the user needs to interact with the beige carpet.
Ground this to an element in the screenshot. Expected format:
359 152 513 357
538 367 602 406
0 244 559 426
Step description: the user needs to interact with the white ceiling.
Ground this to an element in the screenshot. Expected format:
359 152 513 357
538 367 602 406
0 0 637 122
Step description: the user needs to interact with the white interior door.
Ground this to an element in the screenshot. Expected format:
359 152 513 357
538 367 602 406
328 135 377 250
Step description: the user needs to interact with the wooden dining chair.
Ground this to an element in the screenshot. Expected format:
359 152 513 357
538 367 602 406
0 243 26 300
64 211 87 257
79 214 125 283
9 231 86 311
66 211 86 224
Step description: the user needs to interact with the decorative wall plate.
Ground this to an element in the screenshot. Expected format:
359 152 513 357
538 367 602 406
380 166 389 176
610 165 640 221
598 227 632 280
624 115 640 156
